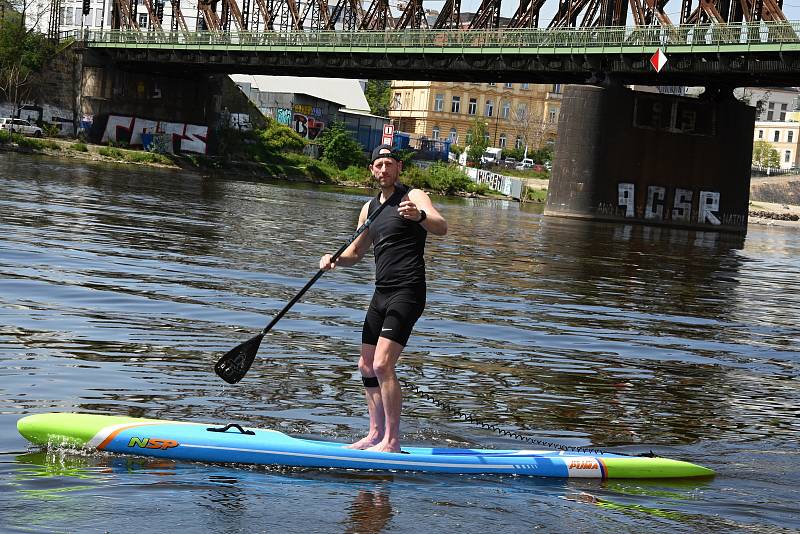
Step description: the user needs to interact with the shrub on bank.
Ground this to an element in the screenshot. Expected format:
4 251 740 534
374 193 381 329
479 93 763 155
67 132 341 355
403 162 476 195
70 142 88 152
99 146 172 165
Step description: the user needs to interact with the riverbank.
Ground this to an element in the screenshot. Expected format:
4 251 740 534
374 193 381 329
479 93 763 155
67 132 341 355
3 137 800 225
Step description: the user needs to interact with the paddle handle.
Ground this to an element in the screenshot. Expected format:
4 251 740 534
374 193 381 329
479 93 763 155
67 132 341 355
258 193 397 336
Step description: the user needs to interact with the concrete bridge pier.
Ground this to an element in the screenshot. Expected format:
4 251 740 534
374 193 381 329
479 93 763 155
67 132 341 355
75 49 260 155
545 85 755 233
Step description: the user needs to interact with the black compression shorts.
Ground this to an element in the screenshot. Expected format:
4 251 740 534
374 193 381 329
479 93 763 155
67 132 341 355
362 285 426 347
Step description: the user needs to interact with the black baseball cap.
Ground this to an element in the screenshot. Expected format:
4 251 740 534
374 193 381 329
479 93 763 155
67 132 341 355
370 144 400 164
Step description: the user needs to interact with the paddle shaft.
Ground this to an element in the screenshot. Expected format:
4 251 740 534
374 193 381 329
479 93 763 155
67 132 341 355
258 189 403 336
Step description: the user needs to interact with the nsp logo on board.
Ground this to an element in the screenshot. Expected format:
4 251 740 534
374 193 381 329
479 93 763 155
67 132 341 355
127 437 179 450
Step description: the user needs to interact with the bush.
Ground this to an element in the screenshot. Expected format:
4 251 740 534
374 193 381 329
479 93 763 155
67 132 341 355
41 123 61 137
317 121 365 169
404 162 473 195
70 142 89 152
449 144 464 156
244 119 306 162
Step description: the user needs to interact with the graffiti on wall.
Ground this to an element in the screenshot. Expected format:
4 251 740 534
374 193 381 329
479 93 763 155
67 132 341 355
272 106 325 139
101 115 208 154
293 114 324 140
595 183 745 226
276 108 292 126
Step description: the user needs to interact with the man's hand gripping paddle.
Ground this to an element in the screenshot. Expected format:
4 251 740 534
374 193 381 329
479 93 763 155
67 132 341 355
215 188 406 384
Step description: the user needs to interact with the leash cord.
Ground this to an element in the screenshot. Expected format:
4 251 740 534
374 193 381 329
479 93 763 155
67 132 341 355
401 378 638 457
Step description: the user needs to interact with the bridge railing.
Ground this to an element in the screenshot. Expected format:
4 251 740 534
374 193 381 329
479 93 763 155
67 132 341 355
68 21 800 52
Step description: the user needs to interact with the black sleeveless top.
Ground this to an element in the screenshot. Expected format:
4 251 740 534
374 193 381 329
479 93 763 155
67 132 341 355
368 183 427 289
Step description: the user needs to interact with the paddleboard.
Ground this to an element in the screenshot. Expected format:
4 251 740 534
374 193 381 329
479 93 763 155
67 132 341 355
17 413 714 479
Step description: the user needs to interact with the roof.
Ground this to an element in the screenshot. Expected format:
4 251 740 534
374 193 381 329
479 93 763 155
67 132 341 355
339 107 388 120
230 74 370 111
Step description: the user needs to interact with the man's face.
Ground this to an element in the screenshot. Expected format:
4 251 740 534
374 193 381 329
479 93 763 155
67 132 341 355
370 156 402 188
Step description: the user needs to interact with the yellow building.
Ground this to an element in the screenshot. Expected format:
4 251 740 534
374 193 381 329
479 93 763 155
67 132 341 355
754 121 800 169
388 81 562 152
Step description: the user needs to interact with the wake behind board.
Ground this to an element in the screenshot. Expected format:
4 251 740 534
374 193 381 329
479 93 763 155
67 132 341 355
17 413 714 479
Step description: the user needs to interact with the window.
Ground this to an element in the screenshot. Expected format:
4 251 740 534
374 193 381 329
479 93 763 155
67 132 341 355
393 92 402 110
790 131 794 143
786 150 791 163
499 134 507 148
488 82 496 86
758 129 764 139
548 106 558 123
449 128 458 143
451 96 461 113
552 84 562 93
501 101 510 119
468 98 477 115
483 132 490 143
138 13 148 27
521 83 530 90
515 135 523 149
517 103 527 118
504 83 513 89
485 100 494 117
781 103 788 121
767 110 774 120
434 93 443 112
774 130 780 142
65 7 73 24
432 126 440 140
466 132 473 144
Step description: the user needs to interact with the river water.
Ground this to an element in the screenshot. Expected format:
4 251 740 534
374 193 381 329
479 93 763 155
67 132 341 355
0 152 798 533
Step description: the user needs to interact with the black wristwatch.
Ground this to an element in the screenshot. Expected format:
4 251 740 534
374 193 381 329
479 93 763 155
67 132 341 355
417 210 427 223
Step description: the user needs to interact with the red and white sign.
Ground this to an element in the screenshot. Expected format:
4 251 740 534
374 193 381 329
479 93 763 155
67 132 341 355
382 124 394 145
650 49 668 73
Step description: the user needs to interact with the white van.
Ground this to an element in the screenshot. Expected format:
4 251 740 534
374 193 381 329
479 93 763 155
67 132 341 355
0 118 43 137
481 147 502 166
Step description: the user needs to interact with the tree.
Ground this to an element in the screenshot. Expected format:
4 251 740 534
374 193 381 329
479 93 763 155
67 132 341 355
465 119 488 165
0 12 55 117
752 140 780 168
364 80 391 117
317 121 365 169
509 103 548 155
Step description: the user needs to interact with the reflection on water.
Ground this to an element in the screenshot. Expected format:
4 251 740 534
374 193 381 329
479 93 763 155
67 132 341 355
0 153 798 532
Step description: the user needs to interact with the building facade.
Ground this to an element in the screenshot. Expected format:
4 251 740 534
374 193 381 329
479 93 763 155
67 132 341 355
231 74 387 149
388 81 562 153
754 121 800 169
736 87 800 122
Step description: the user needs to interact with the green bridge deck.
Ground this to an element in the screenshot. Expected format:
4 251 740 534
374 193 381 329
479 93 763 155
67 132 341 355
72 22 800 55
70 22 800 85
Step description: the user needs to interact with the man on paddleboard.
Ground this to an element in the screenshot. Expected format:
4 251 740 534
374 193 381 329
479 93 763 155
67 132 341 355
319 144 447 453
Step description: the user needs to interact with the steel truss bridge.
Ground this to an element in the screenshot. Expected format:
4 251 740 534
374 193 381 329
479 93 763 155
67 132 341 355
52 0 790 35
54 0 800 85
72 21 800 86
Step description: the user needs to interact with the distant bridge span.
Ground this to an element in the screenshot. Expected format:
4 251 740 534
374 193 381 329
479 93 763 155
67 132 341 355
74 22 800 86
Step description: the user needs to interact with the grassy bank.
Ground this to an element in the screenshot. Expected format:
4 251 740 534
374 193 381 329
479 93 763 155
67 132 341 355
0 127 514 200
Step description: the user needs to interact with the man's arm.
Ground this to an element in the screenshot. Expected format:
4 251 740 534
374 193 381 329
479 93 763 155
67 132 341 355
319 201 372 270
399 189 447 236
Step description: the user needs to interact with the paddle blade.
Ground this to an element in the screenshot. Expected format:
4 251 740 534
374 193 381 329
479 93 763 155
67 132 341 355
215 333 264 384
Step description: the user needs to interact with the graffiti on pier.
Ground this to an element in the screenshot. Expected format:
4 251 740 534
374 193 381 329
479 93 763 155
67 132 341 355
101 115 209 154
604 182 727 226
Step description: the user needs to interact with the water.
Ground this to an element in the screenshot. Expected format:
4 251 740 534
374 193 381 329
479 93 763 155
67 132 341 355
1 152 798 533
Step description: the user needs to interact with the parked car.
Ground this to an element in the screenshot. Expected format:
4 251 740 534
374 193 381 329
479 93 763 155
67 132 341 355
515 158 535 170
503 157 517 168
0 118 42 137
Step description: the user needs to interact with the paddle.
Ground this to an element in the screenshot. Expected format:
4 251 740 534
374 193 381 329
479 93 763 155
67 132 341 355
215 187 406 384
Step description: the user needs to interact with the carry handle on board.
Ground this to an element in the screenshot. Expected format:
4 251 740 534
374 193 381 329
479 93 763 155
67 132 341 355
206 423 255 435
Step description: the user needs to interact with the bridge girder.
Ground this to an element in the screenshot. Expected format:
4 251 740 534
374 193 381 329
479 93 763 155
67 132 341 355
101 0 789 32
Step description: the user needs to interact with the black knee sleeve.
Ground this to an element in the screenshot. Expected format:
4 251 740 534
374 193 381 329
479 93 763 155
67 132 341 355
361 376 379 388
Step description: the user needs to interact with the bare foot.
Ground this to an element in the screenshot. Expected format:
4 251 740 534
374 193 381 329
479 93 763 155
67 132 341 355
346 435 383 450
366 441 401 453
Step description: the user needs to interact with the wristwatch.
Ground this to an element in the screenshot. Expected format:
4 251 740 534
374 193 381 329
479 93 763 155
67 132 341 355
417 210 427 223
